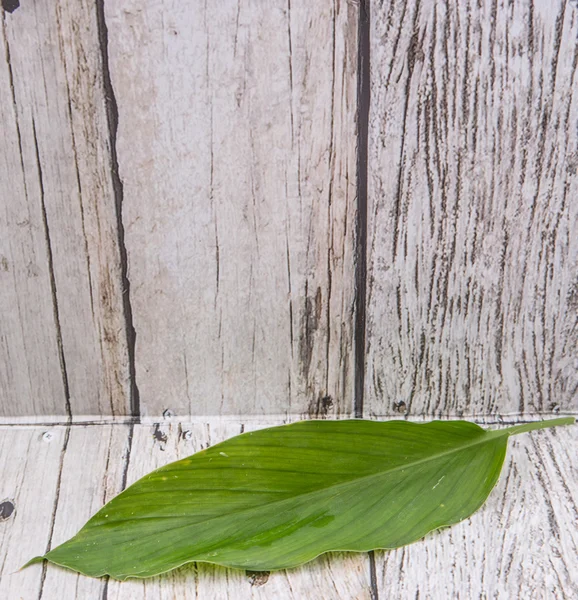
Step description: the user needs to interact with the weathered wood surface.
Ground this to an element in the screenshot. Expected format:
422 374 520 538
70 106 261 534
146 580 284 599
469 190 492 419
104 0 359 418
366 0 578 418
1 1 576 598
0 427 66 599
0 421 576 599
2 0 577 422
0 1 132 418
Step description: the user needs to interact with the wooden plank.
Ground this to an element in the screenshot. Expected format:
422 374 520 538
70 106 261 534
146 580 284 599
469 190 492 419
0 10 66 418
103 0 359 418
373 426 578 599
365 0 578 417
0 0 132 417
0 427 67 598
39 424 131 599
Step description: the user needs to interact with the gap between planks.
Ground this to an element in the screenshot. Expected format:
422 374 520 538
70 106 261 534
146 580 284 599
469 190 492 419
0 413 575 428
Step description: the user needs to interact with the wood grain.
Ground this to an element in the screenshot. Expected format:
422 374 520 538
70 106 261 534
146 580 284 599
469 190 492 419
0 427 67 599
0 1 132 418
39 425 131 599
365 0 578 418
103 0 359 418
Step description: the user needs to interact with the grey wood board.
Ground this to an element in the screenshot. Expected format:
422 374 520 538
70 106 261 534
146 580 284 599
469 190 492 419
365 0 578 418
103 0 359 418
0 427 67 599
0 0 132 418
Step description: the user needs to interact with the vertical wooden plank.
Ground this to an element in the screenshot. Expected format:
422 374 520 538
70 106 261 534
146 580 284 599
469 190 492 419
0 427 66 598
0 10 66 418
39 425 131 599
104 0 358 418
366 0 578 417
0 0 132 418
105 419 372 599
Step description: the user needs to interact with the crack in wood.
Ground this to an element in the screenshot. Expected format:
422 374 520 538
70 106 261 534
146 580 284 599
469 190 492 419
324 3 337 405
355 2 379 593
33 119 73 422
95 0 140 419
354 0 370 420
369 550 379 600
37 427 71 600
99 422 134 599
100 578 109 600
120 422 135 492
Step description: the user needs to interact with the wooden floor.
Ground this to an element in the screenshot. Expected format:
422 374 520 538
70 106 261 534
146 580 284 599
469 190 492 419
0 419 576 600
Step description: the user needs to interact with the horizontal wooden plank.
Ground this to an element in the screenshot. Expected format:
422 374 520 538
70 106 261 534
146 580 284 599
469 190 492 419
104 0 359 418
0 420 576 599
0 0 132 418
365 0 578 417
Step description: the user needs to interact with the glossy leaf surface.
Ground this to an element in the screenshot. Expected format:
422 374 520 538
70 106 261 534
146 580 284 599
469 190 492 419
28 417 574 579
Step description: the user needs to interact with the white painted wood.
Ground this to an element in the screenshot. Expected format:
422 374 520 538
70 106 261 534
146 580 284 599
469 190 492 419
366 0 578 418
0 1 132 418
0 13 66 418
104 0 359 418
1 421 576 599
1 0 575 597
40 425 131 599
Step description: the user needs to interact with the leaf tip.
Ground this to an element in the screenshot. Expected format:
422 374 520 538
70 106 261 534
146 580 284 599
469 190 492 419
20 555 45 571
505 416 576 437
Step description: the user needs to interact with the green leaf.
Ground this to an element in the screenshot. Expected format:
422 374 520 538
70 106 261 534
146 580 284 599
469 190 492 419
27 417 574 579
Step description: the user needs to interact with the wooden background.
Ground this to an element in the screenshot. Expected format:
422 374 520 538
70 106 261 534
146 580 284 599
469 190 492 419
1 0 577 598
1 0 576 422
